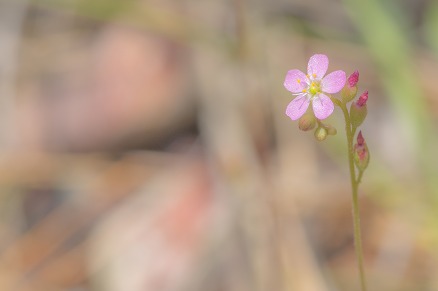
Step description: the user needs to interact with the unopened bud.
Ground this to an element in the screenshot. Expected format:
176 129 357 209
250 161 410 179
314 126 328 141
357 131 365 146
341 71 359 103
353 131 369 171
298 113 316 131
325 124 337 136
348 70 359 87
356 90 368 107
350 91 368 128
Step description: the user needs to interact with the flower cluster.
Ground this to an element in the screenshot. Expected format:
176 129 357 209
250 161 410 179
283 53 370 171
283 54 370 290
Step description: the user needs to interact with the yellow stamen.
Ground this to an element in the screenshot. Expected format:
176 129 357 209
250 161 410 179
308 81 321 95
312 73 316 78
297 79 301 83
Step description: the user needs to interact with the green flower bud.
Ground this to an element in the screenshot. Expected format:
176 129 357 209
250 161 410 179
325 124 337 136
353 131 370 171
341 86 358 103
314 126 328 141
341 71 359 103
298 113 316 131
350 91 368 129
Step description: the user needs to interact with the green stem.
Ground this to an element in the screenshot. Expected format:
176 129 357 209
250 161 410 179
340 104 367 291
356 170 364 185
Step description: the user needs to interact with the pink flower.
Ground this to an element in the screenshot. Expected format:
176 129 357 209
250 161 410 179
284 54 346 120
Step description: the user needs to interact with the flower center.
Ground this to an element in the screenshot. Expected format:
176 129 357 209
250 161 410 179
308 81 321 96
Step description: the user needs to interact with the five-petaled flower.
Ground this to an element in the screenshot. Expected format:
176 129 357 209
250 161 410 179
284 54 346 120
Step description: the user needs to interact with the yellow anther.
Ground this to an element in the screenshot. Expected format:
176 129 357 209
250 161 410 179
297 79 301 83
312 73 316 78
308 81 321 95
302 89 306 93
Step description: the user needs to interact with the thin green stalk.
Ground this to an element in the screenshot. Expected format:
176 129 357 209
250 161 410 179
357 170 364 185
340 103 367 291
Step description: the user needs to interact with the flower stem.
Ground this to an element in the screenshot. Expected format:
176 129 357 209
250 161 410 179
340 103 367 291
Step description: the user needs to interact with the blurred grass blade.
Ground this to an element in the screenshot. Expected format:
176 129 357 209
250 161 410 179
342 0 438 196
424 1 438 53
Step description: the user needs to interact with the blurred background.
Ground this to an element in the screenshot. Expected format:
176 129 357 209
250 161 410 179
0 0 437 290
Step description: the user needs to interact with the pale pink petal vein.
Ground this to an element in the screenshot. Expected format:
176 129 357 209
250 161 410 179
321 70 346 93
307 54 328 79
286 96 310 120
284 70 307 93
312 93 334 120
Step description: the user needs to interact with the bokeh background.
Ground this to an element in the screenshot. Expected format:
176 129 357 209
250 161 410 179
0 0 437 290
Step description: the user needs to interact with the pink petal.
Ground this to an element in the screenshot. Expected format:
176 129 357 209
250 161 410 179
307 54 328 79
286 95 310 120
312 93 334 120
321 70 346 93
284 70 307 93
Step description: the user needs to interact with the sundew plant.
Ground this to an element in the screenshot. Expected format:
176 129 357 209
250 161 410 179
284 54 370 291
